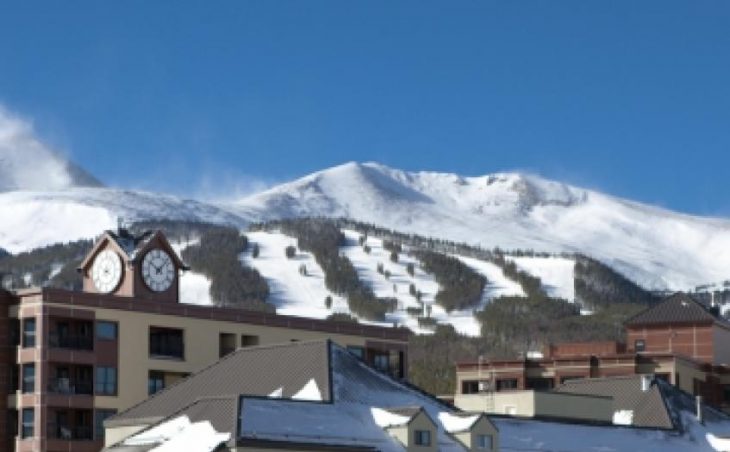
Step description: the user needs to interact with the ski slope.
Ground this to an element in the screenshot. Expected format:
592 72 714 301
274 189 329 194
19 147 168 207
242 231 347 318
509 256 576 301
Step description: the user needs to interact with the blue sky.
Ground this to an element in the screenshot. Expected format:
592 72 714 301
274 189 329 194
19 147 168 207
1 1 729 214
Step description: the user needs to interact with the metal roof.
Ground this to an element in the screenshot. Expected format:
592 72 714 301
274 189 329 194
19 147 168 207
625 293 723 327
555 375 674 429
107 339 331 427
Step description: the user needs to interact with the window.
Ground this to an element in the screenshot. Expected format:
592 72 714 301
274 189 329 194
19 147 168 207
21 408 34 439
635 339 646 352
149 327 184 359
96 321 118 340
241 335 259 347
10 365 19 392
22 364 35 394
373 354 389 372
94 409 117 440
496 379 518 391
462 380 480 394
95 367 117 395
22 318 36 348
476 434 493 449
347 346 364 359
219 333 236 358
148 371 164 395
414 429 431 446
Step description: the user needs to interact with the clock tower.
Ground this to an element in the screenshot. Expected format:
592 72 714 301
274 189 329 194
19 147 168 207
78 226 188 303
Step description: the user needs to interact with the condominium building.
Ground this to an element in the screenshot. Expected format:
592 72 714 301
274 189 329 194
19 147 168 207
1 228 409 452
454 293 730 415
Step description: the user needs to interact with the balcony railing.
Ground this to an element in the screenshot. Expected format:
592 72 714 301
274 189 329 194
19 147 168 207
46 423 93 441
48 333 93 351
47 378 93 395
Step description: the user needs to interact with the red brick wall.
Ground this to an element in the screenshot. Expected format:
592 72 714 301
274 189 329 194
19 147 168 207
548 341 625 358
0 291 14 450
627 324 714 363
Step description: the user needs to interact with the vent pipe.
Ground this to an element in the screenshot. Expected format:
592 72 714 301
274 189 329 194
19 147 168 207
640 374 652 392
696 395 704 424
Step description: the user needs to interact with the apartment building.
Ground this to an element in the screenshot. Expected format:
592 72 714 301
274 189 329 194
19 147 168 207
455 293 730 414
1 228 409 452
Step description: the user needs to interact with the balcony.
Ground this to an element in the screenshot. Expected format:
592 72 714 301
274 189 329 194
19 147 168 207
47 378 93 396
47 423 93 441
48 333 93 351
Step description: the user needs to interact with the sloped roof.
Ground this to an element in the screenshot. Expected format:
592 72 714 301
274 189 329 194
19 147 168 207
625 293 721 327
107 340 331 427
78 229 188 271
109 340 475 451
556 375 679 429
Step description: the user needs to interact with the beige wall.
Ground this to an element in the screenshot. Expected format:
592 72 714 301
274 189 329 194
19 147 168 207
104 425 148 448
454 390 612 423
43 302 395 415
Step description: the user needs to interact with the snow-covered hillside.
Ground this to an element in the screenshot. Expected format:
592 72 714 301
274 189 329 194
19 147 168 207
231 162 730 291
0 189 245 253
236 229 527 336
509 256 575 301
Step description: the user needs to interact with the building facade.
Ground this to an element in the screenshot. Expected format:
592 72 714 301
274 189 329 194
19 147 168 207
2 228 409 452
455 294 730 415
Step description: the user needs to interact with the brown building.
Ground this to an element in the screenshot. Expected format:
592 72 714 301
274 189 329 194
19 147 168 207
1 228 409 452
455 294 730 413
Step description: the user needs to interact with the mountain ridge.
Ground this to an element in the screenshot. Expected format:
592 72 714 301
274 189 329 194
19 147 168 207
0 157 728 292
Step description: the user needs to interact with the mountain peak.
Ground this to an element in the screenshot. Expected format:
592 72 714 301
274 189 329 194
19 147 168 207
0 107 102 192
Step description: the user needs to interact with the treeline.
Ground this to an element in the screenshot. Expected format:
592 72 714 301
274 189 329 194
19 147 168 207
492 254 546 300
411 250 486 312
260 218 395 321
574 256 658 309
181 228 272 312
130 220 229 244
0 240 94 290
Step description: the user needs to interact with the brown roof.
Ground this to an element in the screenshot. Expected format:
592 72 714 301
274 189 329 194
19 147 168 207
625 293 722 327
107 340 332 427
555 375 674 429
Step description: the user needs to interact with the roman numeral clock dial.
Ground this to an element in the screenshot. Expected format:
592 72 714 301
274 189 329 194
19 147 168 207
141 249 175 292
91 250 123 294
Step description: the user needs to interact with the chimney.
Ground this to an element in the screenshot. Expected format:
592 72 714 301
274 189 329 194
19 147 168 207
640 374 652 392
696 395 704 424
710 292 721 317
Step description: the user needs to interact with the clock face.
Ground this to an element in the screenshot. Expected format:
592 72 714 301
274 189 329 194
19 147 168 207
141 248 175 292
91 250 123 293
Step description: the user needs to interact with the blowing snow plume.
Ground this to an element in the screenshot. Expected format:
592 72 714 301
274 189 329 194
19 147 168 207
0 105 101 192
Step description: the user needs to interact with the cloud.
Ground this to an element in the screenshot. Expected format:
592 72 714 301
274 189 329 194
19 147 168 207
0 104 77 191
192 169 276 202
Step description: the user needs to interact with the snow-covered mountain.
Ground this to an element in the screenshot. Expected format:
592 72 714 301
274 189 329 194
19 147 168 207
0 108 101 191
231 162 730 291
0 189 245 254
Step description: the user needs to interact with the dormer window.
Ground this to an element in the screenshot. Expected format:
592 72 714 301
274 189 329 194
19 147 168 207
414 429 431 446
477 433 494 449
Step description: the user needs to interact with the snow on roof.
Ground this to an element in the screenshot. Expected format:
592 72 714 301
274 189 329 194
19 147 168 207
438 412 481 433
123 415 191 446
121 416 230 452
267 387 283 398
291 378 322 401
371 407 412 428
